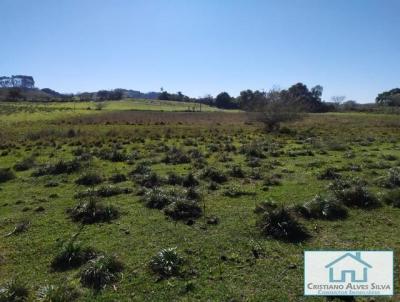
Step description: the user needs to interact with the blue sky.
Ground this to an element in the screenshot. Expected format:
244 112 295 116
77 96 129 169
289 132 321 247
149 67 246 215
1 0 399 102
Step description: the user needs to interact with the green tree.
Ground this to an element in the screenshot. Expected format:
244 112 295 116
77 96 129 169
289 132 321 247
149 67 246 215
215 92 237 109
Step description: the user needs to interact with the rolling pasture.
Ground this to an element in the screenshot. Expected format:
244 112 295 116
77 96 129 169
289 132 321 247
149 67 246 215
0 101 399 301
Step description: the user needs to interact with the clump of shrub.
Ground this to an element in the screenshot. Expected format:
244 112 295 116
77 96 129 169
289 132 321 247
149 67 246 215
80 255 124 290
256 206 309 242
296 195 348 220
240 142 265 159
223 185 255 198
166 172 183 185
51 240 96 271
68 199 119 224
200 167 227 183
32 159 81 176
163 148 191 164
109 173 127 183
13 157 35 171
130 162 151 176
149 248 183 278
379 167 400 188
182 173 199 187
75 186 132 199
36 283 80 302
254 200 278 214
164 199 202 220
141 187 179 209
0 278 29 302
287 149 314 157
329 178 380 209
98 148 127 162
0 168 15 183
317 167 341 180
263 174 281 186
228 165 245 178
135 172 164 188
75 172 103 186
382 189 400 208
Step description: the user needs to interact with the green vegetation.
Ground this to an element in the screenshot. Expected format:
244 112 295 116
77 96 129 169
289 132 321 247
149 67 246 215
0 101 400 301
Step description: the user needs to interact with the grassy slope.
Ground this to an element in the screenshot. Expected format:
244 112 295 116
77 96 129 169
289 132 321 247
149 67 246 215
0 99 223 124
0 105 399 301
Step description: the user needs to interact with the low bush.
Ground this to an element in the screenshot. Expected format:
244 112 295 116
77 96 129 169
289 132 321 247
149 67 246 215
254 200 278 214
0 278 29 302
141 187 181 209
182 173 199 187
166 172 183 185
164 199 202 220
129 162 151 176
256 207 309 242
135 172 164 188
36 283 80 302
51 240 96 271
68 199 119 224
149 248 183 278
382 189 400 208
163 148 191 164
296 195 348 220
75 186 132 199
109 173 127 183
317 167 341 180
98 148 128 162
32 159 81 176
0 168 15 183
80 255 124 290
380 167 400 188
75 172 103 186
240 142 265 159
13 157 35 171
200 167 227 183
228 165 246 178
330 179 380 209
223 185 255 197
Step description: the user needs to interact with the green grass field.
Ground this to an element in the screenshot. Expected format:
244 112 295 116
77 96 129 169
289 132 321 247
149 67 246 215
0 99 223 124
0 101 399 301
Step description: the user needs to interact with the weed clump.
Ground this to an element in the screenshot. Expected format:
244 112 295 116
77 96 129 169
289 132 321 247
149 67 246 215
68 199 119 224
149 248 183 278
80 255 124 290
13 157 35 172
141 187 182 209
256 207 309 242
382 189 400 208
228 165 246 178
317 167 341 180
109 173 127 183
75 172 103 186
223 185 255 197
0 278 29 302
36 283 80 302
200 167 227 183
0 168 15 183
75 186 132 199
380 167 400 188
329 179 381 209
32 159 80 176
163 148 191 164
51 240 96 271
164 199 202 220
296 195 348 220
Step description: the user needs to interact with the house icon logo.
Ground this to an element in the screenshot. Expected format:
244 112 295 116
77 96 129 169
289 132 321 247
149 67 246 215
325 252 372 283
